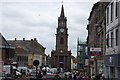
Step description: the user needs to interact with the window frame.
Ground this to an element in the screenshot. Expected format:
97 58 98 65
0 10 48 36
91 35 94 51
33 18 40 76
115 1 118 18
111 32 114 48
110 2 113 22
116 29 118 46
106 7 109 25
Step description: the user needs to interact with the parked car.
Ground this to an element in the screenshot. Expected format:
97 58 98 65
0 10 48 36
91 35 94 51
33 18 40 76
5 74 14 80
42 72 58 80
58 73 66 79
0 72 6 80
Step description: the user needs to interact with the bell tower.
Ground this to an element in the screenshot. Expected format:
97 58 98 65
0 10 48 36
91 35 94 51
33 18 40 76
51 5 71 71
56 4 68 52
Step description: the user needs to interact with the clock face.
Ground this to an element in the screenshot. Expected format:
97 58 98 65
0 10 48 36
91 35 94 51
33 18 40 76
60 50 63 53
61 22 64 25
60 28 64 32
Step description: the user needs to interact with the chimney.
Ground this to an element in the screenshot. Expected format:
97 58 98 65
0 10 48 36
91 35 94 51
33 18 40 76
34 38 37 42
23 38 25 41
31 39 33 41
15 38 17 41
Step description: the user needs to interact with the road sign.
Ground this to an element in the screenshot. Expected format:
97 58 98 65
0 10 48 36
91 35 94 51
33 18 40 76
33 60 39 66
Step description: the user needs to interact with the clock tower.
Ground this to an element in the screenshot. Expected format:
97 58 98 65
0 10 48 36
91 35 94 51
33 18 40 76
56 4 68 52
51 5 71 71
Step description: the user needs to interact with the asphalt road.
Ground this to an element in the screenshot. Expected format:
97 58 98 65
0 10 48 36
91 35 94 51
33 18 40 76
15 77 30 80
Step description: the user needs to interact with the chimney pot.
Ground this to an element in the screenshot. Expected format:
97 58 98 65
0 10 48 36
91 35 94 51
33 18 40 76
34 38 37 42
15 38 17 41
31 39 33 41
23 38 25 41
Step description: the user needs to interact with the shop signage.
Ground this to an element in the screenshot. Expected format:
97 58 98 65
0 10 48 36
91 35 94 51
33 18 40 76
89 48 102 56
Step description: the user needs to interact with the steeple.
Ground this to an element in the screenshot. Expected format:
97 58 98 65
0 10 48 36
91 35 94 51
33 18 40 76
60 4 65 18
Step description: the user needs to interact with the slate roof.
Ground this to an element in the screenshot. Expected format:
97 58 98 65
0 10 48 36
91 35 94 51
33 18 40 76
8 38 46 56
0 33 9 47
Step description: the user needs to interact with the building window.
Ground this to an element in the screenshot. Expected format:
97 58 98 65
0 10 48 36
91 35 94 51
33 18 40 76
106 7 109 25
17 56 19 61
107 34 109 48
60 37 64 44
116 2 118 18
17 56 22 62
111 2 113 22
116 29 118 46
111 32 114 48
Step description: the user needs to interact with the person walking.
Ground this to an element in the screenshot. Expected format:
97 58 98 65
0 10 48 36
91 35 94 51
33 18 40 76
37 71 43 80
91 74 96 80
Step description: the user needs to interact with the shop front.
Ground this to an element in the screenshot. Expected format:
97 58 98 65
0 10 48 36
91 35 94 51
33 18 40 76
104 54 120 80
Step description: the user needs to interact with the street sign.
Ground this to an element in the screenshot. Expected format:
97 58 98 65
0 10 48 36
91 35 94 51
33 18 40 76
89 48 102 56
33 60 39 66
90 48 101 52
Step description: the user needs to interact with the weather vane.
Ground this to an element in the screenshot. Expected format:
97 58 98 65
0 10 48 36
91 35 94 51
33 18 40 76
61 1 63 5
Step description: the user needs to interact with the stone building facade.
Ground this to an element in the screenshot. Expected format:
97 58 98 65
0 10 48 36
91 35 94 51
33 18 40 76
87 1 107 76
104 1 120 79
8 38 46 68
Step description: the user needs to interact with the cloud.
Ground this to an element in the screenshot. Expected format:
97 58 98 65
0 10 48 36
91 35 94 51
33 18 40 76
1 0 98 56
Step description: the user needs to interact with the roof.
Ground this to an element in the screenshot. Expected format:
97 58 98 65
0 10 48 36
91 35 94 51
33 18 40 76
0 33 15 49
0 33 9 46
60 4 65 18
8 38 46 55
88 2 99 20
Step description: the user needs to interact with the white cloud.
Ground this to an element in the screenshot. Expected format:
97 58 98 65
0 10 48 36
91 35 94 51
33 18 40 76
1 0 99 57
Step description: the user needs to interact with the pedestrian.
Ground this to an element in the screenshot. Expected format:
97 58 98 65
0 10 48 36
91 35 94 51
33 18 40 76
65 73 67 79
73 73 77 80
100 74 106 80
38 71 43 80
91 74 95 80
86 76 91 80
68 73 72 79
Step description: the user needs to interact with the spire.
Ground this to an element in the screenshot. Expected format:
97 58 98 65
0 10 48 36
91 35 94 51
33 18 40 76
60 4 65 18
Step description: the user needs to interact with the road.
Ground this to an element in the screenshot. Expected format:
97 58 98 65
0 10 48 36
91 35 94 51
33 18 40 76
15 77 30 80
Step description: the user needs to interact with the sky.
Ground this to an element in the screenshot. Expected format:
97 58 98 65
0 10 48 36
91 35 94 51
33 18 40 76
0 0 100 57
